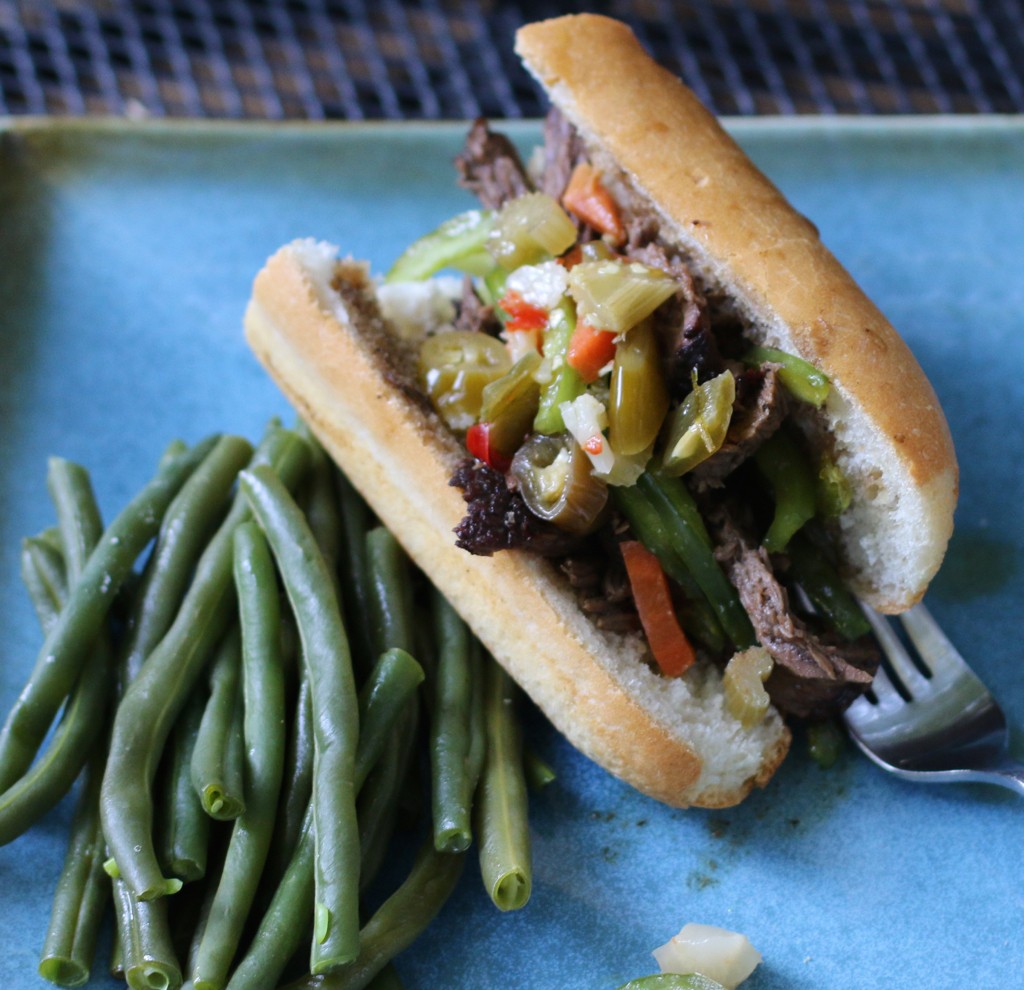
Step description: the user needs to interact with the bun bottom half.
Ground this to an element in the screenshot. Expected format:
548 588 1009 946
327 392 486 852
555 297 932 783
244 239 791 809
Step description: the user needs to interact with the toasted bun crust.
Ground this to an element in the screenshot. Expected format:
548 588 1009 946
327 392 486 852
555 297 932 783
516 14 957 612
245 241 790 808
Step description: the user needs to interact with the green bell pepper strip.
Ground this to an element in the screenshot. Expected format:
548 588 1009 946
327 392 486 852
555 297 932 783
754 429 818 554
745 344 830 406
385 208 494 283
533 300 585 435
785 531 871 641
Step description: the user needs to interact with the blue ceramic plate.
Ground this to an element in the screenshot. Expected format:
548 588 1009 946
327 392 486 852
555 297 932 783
2 117 1023 990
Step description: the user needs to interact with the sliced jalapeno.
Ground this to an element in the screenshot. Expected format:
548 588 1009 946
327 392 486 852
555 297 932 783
754 428 817 553
418 331 511 432
479 352 542 459
660 370 736 476
510 434 608 534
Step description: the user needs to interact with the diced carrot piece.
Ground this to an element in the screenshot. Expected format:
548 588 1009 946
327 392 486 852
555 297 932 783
566 321 618 382
561 163 626 245
620 540 696 677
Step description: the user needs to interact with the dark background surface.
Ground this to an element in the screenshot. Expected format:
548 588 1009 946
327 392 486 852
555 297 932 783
2 0 1023 119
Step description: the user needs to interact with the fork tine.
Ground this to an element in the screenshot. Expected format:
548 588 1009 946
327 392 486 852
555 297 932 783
898 603 976 685
863 666 904 713
860 604 930 699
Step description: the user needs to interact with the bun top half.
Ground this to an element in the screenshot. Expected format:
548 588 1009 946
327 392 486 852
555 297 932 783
516 14 957 611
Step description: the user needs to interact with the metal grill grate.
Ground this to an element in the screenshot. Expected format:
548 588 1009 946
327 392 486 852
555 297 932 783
2 0 1023 118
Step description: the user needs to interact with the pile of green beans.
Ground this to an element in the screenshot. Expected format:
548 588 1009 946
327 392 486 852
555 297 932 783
1 421 550 990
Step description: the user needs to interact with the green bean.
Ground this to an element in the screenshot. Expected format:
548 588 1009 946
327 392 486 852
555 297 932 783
158 687 210 883
636 473 755 649
112 876 183 990
47 457 104 577
0 439 216 791
238 464 360 973
356 648 425 787
101 427 309 901
225 634 424 990
295 422 344 579
364 965 404 990
280 840 466 990
264 666 313 889
224 810 315 990
20 536 67 633
191 522 287 990
190 626 246 821
523 747 557 791
334 472 377 676
119 435 254 686
475 656 531 912
365 527 414 656
429 591 477 853
358 702 419 894
37 757 108 988
0 472 117 846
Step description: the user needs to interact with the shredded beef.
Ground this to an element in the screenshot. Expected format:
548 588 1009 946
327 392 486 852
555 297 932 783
709 507 878 718
560 550 640 634
540 107 589 201
692 364 789 488
454 275 501 337
450 459 581 557
455 119 532 210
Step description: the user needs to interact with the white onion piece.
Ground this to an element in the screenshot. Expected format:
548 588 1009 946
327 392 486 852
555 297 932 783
652 923 762 989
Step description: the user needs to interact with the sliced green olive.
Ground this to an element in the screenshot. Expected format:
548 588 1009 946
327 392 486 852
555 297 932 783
566 258 676 333
418 331 511 431
479 352 543 458
510 433 608 534
608 319 670 457
660 370 736 476
487 193 577 271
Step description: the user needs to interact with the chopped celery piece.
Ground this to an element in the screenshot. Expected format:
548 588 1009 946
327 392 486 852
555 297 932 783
723 646 773 728
487 193 577 271
660 371 736 475
386 209 494 283
567 258 676 333
745 345 830 406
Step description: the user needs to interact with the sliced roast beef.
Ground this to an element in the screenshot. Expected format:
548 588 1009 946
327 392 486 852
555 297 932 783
692 364 789 488
540 107 590 200
455 118 532 210
630 240 722 396
450 459 581 557
709 508 878 718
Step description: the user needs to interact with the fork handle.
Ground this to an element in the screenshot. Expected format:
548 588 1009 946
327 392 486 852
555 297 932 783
973 763 1024 797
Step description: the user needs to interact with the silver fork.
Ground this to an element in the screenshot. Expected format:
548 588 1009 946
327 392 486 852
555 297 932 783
842 602 1024 795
